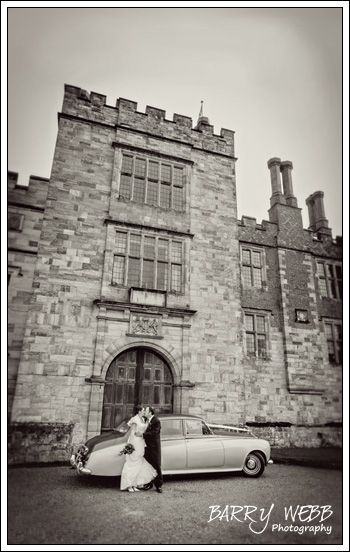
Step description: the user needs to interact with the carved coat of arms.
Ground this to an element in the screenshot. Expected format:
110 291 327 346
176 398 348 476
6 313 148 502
131 315 159 336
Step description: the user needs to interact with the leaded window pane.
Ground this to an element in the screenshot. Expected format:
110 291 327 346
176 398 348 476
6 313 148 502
128 258 140 287
329 280 337 299
161 164 171 183
157 262 168 290
253 268 262 287
144 236 155 259
327 341 335 363
242 266 251 286
142 259 154 288
334 325 342 340
325 321 342 365
319 279 328 297
129 234 141 257
160 183 171 208
112 256 125 285
173 167 183 186
317 263 325 277
256 316 265 333
252 251 261 267
115 232 127 253
120 155 185 211
242 249 251 265
158 239 169 261
257 335 267 358
171 264 182 292
148 161 159 180
245 314 254 332
119 174 131 199
246 334 255 355
121 155 133 173
171 242 182 263
133 178 145 202
173 187 183 211
113 230 182 294
146 180 158 206
134 158 146 177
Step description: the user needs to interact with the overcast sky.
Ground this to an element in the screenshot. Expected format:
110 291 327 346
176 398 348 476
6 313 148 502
7 5 344 237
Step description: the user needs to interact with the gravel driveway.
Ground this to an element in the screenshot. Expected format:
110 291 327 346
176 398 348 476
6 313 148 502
7 464 342 545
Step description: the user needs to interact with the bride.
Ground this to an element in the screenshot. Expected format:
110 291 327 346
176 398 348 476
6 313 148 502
120 405 156 492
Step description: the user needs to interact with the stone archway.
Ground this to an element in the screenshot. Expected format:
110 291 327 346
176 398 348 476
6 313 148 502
101 347 173 431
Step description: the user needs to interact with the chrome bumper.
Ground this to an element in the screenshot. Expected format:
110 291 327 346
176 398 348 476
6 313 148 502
268 459 274 464
70 454 92 475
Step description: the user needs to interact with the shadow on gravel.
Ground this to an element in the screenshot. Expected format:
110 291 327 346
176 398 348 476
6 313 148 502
65 468 243 490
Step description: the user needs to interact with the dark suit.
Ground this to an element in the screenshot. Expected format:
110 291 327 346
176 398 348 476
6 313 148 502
144 415 163 489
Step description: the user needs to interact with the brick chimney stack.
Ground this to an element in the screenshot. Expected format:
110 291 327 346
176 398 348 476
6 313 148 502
267 158 286 206
305 191 332 235
281 161 298 207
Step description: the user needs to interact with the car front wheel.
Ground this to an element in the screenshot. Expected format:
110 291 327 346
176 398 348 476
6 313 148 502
242 452 265 477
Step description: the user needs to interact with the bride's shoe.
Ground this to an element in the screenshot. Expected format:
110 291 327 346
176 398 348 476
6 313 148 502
133 487 140 492
128 487 135 492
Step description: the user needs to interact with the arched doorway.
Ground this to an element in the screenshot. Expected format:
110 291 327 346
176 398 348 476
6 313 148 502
101 347 173 431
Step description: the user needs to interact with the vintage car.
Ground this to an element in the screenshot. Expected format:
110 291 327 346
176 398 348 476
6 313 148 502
70 414 272 479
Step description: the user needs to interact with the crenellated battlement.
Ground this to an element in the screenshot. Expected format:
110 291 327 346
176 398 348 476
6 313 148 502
238 216 278 247
239 216 279 233
61 84 236 157
8 172 49 211
239 213 341 259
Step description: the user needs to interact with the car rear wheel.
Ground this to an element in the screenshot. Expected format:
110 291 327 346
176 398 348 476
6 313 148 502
242 452 265 477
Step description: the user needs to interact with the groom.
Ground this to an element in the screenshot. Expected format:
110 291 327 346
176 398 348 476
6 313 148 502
143 406 163 493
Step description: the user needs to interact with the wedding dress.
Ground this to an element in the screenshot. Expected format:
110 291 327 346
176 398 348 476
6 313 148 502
120 414 157 491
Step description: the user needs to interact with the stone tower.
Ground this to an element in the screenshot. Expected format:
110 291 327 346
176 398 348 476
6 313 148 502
10 85 242 448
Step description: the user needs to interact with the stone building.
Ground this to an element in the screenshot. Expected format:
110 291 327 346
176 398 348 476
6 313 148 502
8 85 342 463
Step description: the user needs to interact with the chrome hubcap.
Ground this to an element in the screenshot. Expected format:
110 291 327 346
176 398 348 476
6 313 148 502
247 458 256 469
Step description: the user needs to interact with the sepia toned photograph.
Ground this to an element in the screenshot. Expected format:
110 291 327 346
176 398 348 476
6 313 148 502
5 2 346 549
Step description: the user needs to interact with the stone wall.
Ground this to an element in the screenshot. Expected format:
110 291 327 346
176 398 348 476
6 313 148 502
10 85 241 450
8 86 342 460
8 422 74 465
8 173 49 417
246 423 342 448
237 194 342 434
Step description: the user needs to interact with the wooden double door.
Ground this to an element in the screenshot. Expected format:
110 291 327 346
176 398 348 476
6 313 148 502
101 348 173 431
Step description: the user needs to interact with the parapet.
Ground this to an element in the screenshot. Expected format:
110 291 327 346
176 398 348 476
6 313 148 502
239 216 277 232
239 216 278 245
304 228 342 258
61 84 236 157
8 172 49 208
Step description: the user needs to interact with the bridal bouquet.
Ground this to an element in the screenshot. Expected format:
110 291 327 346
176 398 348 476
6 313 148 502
119 443 135 456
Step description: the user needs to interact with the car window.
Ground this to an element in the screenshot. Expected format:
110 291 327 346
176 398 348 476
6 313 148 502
185 420 202 435
201 421 213 435
185 419 214 435
161 419 183 436
115 420 131 434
